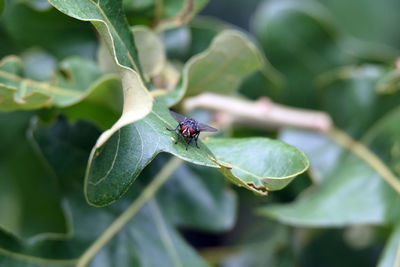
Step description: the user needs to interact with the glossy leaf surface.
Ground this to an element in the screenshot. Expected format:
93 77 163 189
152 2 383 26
206 137 309 196
85 103 218 206
259 128 400 226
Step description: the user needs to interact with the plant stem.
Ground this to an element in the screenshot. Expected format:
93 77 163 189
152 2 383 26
154 0 163 25
329 127 400 194
184 93 332 132
77 157 182 267
155 0 195 31
395 240 400 267
0 247 77 266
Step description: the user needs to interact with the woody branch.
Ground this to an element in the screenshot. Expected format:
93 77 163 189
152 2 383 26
183 93 333 132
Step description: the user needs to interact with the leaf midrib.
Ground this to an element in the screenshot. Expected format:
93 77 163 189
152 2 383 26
0 246 77 266
149 200 183 267
0 70 83 97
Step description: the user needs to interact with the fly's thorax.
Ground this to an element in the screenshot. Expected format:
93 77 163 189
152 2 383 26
184 118 199 131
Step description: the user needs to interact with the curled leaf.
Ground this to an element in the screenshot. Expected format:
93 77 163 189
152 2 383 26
205 137 309 196
0 56 102 111
157 29 265 106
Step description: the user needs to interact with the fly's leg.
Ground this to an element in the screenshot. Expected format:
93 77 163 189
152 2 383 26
175 132 183 144
166 125 179 131
194 133 200 148
186 137 193 150
174 133 179 144
166 125 181 144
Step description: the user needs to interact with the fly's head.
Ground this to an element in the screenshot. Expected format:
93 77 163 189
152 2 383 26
180 118 199 138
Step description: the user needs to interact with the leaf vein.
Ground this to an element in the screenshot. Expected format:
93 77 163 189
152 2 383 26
89 129 121 186
131 125 145 176
149 200 183 267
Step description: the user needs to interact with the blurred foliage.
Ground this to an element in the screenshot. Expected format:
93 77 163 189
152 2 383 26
0 0 400 266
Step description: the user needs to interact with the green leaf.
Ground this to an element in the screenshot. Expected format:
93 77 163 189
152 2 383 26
0 56 102 111
318 65 400 138
90 200 210 267
222 222 292 267
251 0 344 108
157 29 264 106
2 119 211 266
362 106 400 177
186 17 229 58
65 26 166 130
0 56 50 110
0 254 74 267
86 113 309 206
377 224 400 267
376 68 400 94
319 0 400 48
0 112 67 240
49 0 154 170
205 137 309 196
132 26 166 79
0 193 209 267
123 0 154 10
49 0 143 77
278 128 343 184
185 30 263 96
29 117 101 191
97 25 166 78
85 102 219 206
2 1 97 59
157 161 237 232
161 17 228 61
124 0 209 27
260 153 400 226
0 0 5 18
33 115 235 232
259 128 400 226
61 75 123 130
47 1 307 206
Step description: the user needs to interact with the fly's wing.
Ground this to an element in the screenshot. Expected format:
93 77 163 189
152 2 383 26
169 110 186 123
198 122 218 132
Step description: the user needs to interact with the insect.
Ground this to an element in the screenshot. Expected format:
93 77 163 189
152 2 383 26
166 110 217 150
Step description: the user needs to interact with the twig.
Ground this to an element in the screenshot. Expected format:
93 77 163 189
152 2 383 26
77 157 182 267
395 239 400 267
155 0 195 31
183 93 332 132
328 127 400 194
0 247 76 266
154 0 164 25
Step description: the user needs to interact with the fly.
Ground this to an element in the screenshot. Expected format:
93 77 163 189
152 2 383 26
166 110 217 150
